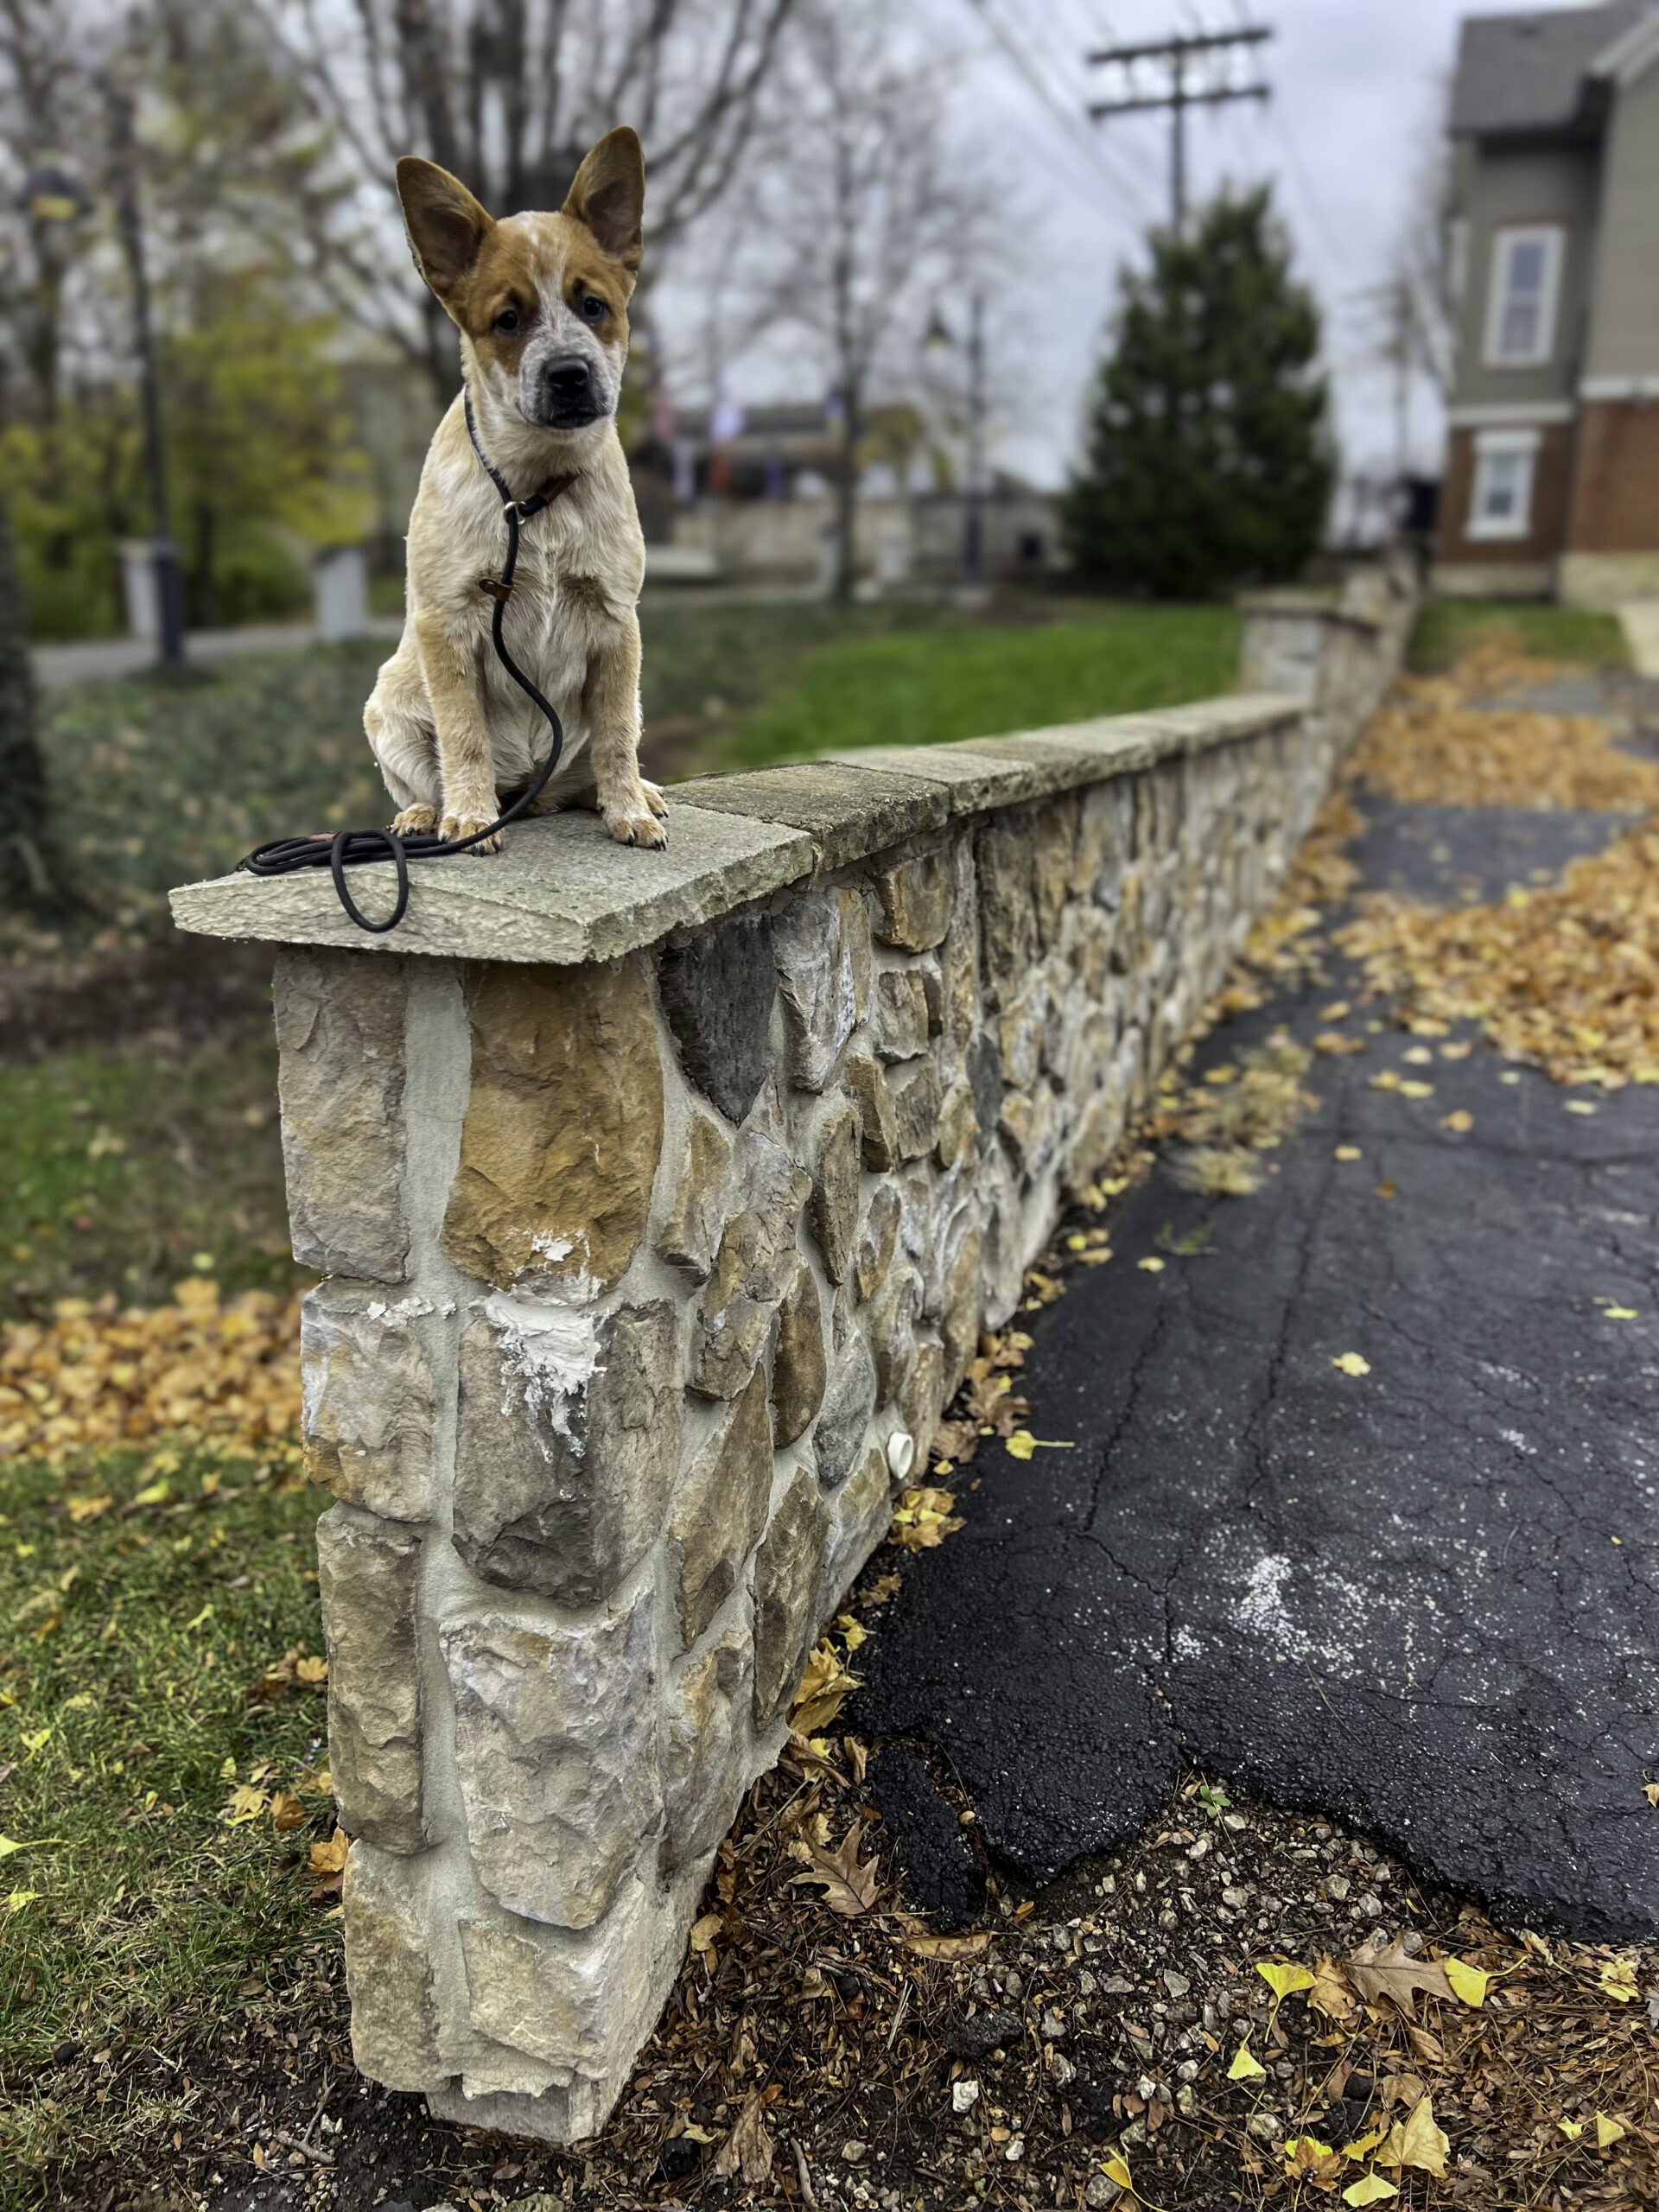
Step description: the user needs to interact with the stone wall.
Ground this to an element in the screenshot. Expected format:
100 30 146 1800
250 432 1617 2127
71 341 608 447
169 570 1414 2146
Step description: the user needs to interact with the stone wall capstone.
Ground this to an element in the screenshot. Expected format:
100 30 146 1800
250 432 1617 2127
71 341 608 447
168 563 1414 2145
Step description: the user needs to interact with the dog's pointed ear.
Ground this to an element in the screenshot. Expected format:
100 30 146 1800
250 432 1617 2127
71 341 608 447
562 127 645 272
397 157 494 296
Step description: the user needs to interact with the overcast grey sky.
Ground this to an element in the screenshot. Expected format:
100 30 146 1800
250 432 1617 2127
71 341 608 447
693 1 1609 496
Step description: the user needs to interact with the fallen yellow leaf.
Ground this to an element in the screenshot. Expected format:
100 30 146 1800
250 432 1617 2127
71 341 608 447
1602 1306 1637 1321
1643 1782 1659 1807
1137 1256 1165 1273
1342 2177 1397 2207
906 1930 992 1960
1227 2041 1267 2081
1332 1352 1371 1376
1398 1080 1434 1100
1256 1961 1315 2001
1558 2118 1585 2140
1101 2154 1134 2190
1442 1955 1489 2006
689 1910 721 1955
1440 1109 1473 1133
1597 1956 1640 2003
5 1890 41 1913
1395 2096 1449 2177
1596 2113 1626 2147
1333 1144 1363 1160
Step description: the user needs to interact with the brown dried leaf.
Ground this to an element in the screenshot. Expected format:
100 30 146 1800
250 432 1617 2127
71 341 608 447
711 2088 774 2185
787 1821 881 1916
1346 1936 1456 2016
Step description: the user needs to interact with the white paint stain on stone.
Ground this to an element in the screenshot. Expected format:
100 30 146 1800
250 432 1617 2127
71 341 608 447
483 1283 604 1458
365 1296 455 1322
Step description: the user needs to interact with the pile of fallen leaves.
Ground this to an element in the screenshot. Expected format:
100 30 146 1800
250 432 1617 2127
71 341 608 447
1337 828 1659 1090
0 1277 304 1459
1347 646 1659 813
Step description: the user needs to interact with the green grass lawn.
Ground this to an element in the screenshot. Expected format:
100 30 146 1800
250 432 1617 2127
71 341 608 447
711 602 1241 768
1408 600 1630 673
0 1036 293 1324
0 1439 339 2202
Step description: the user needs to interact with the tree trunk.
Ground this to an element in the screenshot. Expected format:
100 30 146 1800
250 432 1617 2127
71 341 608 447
834 385 859 602
0 502 68 917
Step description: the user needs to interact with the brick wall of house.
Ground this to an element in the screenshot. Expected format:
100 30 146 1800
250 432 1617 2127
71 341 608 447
1565 401 1659 551
1435 423 1577 569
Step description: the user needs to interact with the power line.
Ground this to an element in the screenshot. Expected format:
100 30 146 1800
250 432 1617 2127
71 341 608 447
964 0 1162 226
1086 20 1273 230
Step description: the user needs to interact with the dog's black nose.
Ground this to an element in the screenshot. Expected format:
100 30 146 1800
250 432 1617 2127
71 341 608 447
543 355 592 398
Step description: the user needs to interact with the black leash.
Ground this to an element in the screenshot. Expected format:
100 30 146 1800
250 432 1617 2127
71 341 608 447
237 397 578 934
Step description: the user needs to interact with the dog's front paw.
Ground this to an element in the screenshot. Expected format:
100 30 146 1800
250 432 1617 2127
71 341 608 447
603 798 669 849
441 811 505 855
391 803 437 836
641 778 669 821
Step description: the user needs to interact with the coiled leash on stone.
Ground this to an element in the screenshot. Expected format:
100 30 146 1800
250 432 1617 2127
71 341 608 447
238 397 577 935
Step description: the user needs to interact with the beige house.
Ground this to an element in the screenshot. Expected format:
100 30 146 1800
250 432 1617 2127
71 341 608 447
1436 1 1659 605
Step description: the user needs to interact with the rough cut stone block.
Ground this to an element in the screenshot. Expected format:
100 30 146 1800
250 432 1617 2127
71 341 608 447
457 1873 655 2089
809 1102 861 1286
936 1077 979 1171
317 1505 424 1852
941 1227 983 1395
872 849 955 950
273 948 409 1282
890 1059 944 1164
819 1445 892 1619
898 1338 946 1453
671 1366 774 1642
968 1033 1003 1152
846 1054 899 1172
772 888 870 1092
772 1265 827 1447
657 912 775 1127
874 969 931 1062
442 957 664 1294
301 1284 438 1523
691 1134 810 1398
655 1107 731 1279
343 1843 442 2088
441 1591 658 1929
664 1628 753 1868
454 1299 682 1604
868 1265 924 1404
976 817 1035 1009
1033 799 1078 951
752 1466 831 1727
855 1185 900 1304
1001 1083 1063 1179
999 986 1046 1090
673 760 950 875
814 1334 878 1491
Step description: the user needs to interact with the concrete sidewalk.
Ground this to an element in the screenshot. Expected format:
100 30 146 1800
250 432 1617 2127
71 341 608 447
30 617 404 690
863 733 1659 1942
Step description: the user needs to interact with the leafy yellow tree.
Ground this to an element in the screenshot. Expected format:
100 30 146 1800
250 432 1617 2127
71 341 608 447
160 277 372 626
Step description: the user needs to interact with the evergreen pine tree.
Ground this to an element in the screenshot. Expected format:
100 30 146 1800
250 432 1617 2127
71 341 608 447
1063 188 1332 598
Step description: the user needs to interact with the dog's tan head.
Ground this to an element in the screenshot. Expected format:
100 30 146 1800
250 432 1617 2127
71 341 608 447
397 128 643 437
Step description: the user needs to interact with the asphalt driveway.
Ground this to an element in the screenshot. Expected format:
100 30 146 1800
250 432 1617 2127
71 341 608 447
863 796 1659 1942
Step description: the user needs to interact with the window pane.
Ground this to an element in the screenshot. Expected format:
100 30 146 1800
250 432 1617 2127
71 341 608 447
1507 239 1545 298
1501 299 1539 358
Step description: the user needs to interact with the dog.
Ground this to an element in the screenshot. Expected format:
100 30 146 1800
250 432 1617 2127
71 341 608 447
364 127 668 854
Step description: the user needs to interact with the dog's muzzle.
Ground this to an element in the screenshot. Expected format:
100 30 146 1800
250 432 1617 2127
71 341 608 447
537 353 603 428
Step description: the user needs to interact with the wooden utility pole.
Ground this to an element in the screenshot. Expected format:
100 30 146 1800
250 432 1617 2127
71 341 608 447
1087 24 1273 232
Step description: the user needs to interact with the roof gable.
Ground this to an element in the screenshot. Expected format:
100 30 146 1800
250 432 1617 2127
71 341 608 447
1450 1 1656 136
1592 6 1659 82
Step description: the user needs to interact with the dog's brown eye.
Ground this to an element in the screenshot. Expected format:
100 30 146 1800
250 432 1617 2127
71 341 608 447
579 294 607 324
494 305 521 334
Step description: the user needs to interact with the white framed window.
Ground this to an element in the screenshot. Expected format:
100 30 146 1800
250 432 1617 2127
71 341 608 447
1467 426 1541 540
1483 226 1564 366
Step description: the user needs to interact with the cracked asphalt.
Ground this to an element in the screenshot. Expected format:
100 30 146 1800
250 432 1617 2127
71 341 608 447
864 792 1659 1943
